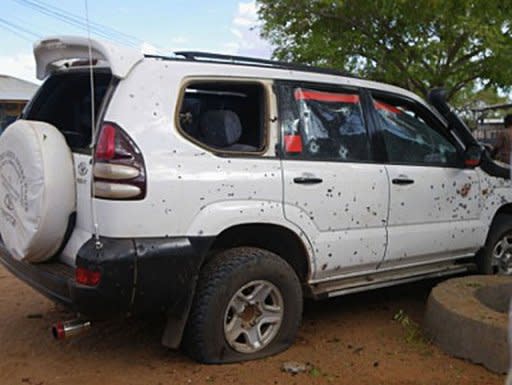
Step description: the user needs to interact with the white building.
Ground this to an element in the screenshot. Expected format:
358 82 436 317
0 75 39 131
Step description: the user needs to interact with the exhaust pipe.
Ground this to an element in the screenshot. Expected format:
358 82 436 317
52 319 91 340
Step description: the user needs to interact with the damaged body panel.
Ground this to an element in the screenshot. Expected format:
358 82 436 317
2 36 512 362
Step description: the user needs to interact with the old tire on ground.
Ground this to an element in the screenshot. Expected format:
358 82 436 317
424 275 511 374
182 247 303 364
0 120 75 263
476 213 512 274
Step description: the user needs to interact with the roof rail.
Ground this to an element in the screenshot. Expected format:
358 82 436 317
145 51 355 78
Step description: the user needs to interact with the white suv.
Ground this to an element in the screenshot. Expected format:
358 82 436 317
1 36 511 363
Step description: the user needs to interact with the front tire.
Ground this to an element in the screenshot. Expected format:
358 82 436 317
182 247 302 363
477 214 512 274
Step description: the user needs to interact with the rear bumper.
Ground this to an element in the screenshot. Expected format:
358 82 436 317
0 236 213 319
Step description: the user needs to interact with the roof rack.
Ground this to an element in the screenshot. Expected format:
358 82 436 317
145 51 355 78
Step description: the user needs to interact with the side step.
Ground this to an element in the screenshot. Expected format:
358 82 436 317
310 262 475 298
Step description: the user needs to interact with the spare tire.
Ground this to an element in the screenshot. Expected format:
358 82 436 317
0 120 76 263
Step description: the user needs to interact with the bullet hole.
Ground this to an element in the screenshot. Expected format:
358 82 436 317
353 251 358 255
153 112 158 117
328 253 332 257
129 94 134 98
321 264 328 270
200 197 205 201
400 202 405 206
198 230 204 235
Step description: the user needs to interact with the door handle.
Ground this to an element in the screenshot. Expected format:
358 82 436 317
392 177 414 185
293 176 323 185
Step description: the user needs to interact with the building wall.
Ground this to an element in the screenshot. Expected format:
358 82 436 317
0 100 27 131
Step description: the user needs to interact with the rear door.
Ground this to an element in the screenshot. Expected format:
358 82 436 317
368 91 483 268
277 83 389 281
23 71 115 265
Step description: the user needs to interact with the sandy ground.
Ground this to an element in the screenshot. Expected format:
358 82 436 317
0 265 505 385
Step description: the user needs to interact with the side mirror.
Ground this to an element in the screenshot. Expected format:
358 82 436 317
464 145 483 168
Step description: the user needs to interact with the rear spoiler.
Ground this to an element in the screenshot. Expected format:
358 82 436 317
34 36 144 80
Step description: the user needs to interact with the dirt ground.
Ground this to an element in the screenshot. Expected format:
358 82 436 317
0 265 506 385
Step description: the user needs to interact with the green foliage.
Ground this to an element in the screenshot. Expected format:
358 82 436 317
393 309 428 345
258 0 512 101
309 366 322 377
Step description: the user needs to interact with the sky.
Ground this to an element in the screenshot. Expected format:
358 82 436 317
0 0 273 83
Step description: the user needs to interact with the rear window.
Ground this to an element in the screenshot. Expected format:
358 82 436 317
178 82 266 153
24 71 113 152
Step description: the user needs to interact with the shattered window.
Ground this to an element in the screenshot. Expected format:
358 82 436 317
279 86 370 161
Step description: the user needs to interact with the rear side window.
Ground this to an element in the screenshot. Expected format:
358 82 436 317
278 85 371 162
178 82 266 153
371 94 458 166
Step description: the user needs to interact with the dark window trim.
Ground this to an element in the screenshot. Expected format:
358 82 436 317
275 80 379 164
174 78 270 157
366 89 465 168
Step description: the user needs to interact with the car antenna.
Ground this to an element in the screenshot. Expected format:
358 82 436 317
84 0 102 250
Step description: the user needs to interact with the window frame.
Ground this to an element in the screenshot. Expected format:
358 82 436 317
174 77 271 157
276 80 378 164
367 90 465 168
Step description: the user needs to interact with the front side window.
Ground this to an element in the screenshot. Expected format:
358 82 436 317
178 82 265 153
279 85 370 161
372 94 458 166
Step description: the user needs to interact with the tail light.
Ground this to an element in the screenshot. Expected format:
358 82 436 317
75 266 101 286
93 122 146 200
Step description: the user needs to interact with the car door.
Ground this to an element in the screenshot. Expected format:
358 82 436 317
277 83 389 281
368 91 483 269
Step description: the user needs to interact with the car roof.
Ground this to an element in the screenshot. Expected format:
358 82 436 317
144 54 430 108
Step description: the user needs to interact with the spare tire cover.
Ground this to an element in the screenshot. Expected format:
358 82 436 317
0 120 76 263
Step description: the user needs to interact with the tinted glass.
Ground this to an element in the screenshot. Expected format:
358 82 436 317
372 96 458 165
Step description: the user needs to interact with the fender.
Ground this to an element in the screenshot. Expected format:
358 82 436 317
186 199 316 268
479 170 512 238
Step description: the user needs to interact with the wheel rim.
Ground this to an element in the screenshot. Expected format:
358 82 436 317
223 280 284 354
492 233 512 274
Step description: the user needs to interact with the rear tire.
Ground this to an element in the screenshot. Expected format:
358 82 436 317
477 213 512 274
182 247 302 364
